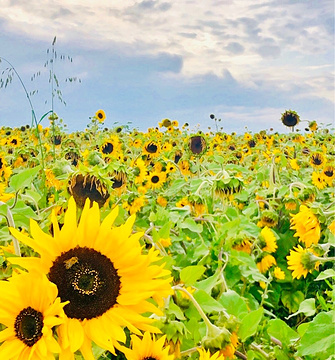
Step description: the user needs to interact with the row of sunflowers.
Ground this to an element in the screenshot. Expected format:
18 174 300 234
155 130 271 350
0 111 333 360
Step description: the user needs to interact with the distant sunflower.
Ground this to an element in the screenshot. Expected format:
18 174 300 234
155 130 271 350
287 245 319 279
280 110 300 128
290 205 320 247
273 267 285 280
188 135 207 155
322 165 335 184
100 135 122 158
7 135 21 147
95 109 106 123
143 141 160 158
257 254 276 273
68 173 110 208
0 271 66 359
312 171 327 190
260 227 278 253
146 170 167 190
198 348 225 360
10 198 172 358
122 332 173 360
310 152 325 168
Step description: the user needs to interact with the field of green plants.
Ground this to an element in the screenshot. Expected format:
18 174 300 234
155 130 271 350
0 108 333 360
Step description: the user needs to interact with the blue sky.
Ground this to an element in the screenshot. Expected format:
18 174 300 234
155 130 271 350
0 0 334 133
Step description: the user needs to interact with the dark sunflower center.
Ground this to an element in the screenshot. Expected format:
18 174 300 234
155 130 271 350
102 142 114 154
262 216 276 225
324 169 333 177
151 175 160 184
283 114 298 127
14 306 43 347
0 158 3 169
98 112 103 119
189 136 206 154
146 143 158 153
312 155 322 165
53 135 62 145
11 139 18 145
49 247 121 320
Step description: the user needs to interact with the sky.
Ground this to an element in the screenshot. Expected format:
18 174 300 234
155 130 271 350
0 0 334 133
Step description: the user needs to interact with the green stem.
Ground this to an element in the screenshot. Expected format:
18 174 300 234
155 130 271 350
0 201 21 256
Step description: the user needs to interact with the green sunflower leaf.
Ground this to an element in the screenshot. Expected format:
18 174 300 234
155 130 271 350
9 165 41 191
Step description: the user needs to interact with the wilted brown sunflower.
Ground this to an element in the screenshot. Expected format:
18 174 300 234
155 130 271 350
68 173 109 208
188 135 207 155
281 110 300 128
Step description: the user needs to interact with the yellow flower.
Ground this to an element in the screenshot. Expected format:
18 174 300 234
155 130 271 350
312 171 327 190
95 109 106 123
257 254 276 273
328 220 335 235
122 332 174 360
310 152 325 168
159 237 171 248
146 170 167 190
157 196 167 207
273 267 285 280
260 227 278 253
198 348 225 360
129 195 147 215
233 239 252 254
290 159 300 171
287 245 319 279
0 271 67 359
10 198 172 358
290 205 320 247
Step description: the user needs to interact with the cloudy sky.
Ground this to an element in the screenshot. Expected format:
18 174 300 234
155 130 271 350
0 0 333 133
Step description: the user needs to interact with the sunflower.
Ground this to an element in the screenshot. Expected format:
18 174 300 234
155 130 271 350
287 245 319 279
100 135 122 158
68 173 110 208
0 271 66 359
122 332 173 360
188 135 207 155
260 227 278 253
7 135 22 147
290 205 320 247
133 158 148 185
95 109 106 123
143 141 160 158
110 171 127 194
146 170 167 190
280 110 300 128
311 171 327 190
258 210 278 228
273 267 285 280
322 165 335 184
179 160 191 176
257 254 276 273
198 348 225 360
310 152 325 168
10 198 172 358
233 239 252 254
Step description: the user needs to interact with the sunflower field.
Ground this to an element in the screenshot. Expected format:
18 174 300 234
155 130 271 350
0 112 334 360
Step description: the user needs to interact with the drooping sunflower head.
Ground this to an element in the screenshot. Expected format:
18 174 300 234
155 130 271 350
95 109 106 123
287 245 319 279
64 150 81 166
213 177 243 199
259 210 279 228
280 110 300 128
68 173 110 208
308 120 318 132
310 152 325 168
188 135 207 155
159 118 172 128
110 171 127 194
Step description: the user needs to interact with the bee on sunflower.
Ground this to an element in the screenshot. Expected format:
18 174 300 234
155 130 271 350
10 198 173 358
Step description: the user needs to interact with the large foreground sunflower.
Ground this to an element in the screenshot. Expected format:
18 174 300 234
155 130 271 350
10 197 172 359
287 245 319 279
0 271 66 360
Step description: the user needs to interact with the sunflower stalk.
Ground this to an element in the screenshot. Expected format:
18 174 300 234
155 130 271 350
172 285 230 340
0 201 21 256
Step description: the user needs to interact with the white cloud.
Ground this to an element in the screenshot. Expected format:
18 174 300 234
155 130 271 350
0 0 333 107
